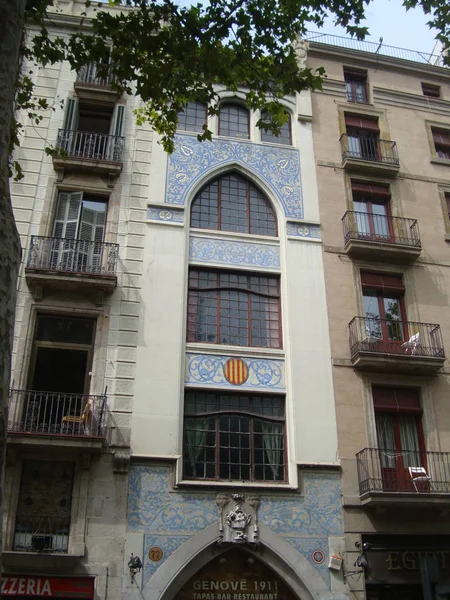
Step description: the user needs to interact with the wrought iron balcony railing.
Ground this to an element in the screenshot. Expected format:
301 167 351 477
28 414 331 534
55 129 125 162
340 134 399 165
342 211 421 247
349 317 445 359
76 63 116 87
357 448 450 495
8 390 107 437
27 236 119 276
14 514 70 554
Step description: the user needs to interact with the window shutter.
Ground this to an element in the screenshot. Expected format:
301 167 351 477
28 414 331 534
52 192 82 239
373 387 421 412
345 115 379 131
110 104 125 138
351 182 391 197
79 207 95 242
62 98 79 131
360 272 404 292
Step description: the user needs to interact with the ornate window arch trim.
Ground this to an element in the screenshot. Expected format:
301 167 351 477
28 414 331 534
130 522 333 600
165 134 303 219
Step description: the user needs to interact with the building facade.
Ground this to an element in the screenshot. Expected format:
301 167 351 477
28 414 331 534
2 3 348 600
307 34 450 600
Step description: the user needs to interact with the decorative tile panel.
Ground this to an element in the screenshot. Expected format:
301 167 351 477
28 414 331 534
127 466 343 589
147 206 185 224
189 236 280 269
286 222 321 240
166 134 303 218
186 353 285 391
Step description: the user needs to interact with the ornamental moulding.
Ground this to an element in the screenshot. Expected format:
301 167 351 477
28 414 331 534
216 493 260 545
166 134 303 218
189 236 281 270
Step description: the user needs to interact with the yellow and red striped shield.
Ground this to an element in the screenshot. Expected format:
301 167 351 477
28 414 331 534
223 358 249 385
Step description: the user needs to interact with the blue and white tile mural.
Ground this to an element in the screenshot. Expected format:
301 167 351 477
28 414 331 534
127 465 343 589
166 135 304 219
189 236 281 270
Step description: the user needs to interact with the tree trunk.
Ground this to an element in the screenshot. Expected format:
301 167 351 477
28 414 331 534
0 0 26 571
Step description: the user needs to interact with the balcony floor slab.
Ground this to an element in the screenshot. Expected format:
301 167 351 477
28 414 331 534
351 351 445 374
344 239 422 263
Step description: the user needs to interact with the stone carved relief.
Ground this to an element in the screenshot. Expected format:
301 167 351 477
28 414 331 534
216 493 260 545
294 38 309 68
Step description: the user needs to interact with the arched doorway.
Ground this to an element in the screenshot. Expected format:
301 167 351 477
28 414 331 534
176 548 299 600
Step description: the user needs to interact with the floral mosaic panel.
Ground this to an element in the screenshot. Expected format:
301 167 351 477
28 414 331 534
186 353 285 391
189 236 280 270
166 134 303 218
147 206 185 224
128 466 343 590
286 222 321 240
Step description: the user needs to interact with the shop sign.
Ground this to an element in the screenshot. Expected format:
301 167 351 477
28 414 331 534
1 576 94 598
366 550 450 585
177 550 297 600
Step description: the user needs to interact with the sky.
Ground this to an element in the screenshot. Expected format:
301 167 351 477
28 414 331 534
308 0 439 55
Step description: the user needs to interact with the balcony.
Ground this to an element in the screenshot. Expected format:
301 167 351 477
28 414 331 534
13 515 70 554
53 129 124 178
342 211 421 262
340 134 400 177
74 63 120 103
357 447 450 506
25 236 118 299
349 317 445 373
7 390 108 451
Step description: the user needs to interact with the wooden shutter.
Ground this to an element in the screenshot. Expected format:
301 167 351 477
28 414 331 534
62 98 79 131
52 192 83 239
345 115 379 132
360 272 404 292
351 181 390 197
110 104 125 138
373 387 421 412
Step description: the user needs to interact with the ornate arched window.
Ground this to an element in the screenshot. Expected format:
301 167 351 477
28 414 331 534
260 109 292 145
219 103 250 139
191 172 277 236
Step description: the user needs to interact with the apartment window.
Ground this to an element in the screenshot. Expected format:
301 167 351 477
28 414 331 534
362 272 406 342
345 115 380 160
344 68 369 103
14 460 75 553
51 191 107 273
431 127 450 159
190 172 277 236
421 83 440 98
187 270 281 348
352 182 391 241
183 391 286 481
260 110 292 145
177 101 207 133
219 103 250 139
445 192 450 222
373 387 426 492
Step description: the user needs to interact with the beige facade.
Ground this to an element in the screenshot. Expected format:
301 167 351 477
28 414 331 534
308 37 450 600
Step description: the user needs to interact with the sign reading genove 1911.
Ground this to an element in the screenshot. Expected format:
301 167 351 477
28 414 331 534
1 576 94 597
177 550 297 600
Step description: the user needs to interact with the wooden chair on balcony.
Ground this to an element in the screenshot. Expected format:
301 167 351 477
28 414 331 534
62 403 92 434
408 466 431 492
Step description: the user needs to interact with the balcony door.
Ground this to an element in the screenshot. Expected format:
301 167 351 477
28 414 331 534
52 191 107 273
361 272 408 350
374 387 426 493
345 115 380 161
25 315 96 433
352 182 392 241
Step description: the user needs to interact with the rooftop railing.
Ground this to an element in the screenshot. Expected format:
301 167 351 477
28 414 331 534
55 129 125 162
340 134 399 165
357 447 450 495
306 32 444 66
8 390 108 437
14 514 70 554
27 236 119 277
342 211 421 247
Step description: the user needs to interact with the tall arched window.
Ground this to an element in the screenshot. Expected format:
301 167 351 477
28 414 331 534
219 103 250 139
190 172 277 236
177 101 207 133
260 110 292 145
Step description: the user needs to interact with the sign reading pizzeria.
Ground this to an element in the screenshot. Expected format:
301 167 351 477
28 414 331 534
177 550 297 600
1 575 95 598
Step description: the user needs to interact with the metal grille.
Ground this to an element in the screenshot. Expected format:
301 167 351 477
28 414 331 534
190 173 277 236
55 129 125 162
342 211 421 247
187 270 281 348
183 392 285 482
340 134 399 165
